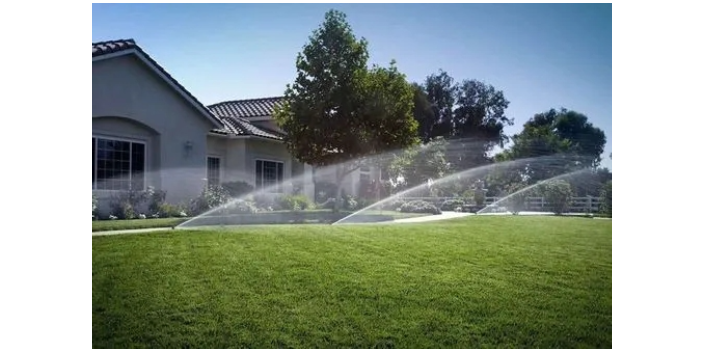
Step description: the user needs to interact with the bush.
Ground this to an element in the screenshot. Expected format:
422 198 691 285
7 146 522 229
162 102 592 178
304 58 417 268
222 181 254 198
342 194 358 211
253 194 281 211
503 183 531 215
109 189 148 219
222 198 258 215
400 200 441 215
92 194 98 219
504 193 528 215
536 180 573 215
189 185 230 216
381 198 406 211
599 181 612 216
474 190 486 207
157 203 189 218
146 187 167 215
440 198 465 211
318 198 336 210
314 181 338 203
279 194 314 211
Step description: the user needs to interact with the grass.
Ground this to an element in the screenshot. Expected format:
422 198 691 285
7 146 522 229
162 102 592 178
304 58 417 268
92 217 188 232
93 209 430 232
92 216 611 348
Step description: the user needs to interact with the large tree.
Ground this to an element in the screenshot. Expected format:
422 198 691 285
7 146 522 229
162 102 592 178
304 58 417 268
388 136 451 193
449 79 513 169
411 70 513 171
274 10 419 211
498 108 607 182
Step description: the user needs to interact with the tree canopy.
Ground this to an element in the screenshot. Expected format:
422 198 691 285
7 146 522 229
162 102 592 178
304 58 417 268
273 9 419 209
496 108 607 182
411 69 514 171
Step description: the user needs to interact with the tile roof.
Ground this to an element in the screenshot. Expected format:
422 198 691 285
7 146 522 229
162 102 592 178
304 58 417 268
92 38 138 57
212 116 284 140
208 97 284 119
92 38 224 129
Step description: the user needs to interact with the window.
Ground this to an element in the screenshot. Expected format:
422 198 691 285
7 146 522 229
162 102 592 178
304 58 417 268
92 137 146 191
255 160 284 192
207 157 221 186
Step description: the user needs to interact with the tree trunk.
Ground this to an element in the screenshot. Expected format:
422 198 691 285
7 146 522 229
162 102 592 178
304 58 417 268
333 164 345 213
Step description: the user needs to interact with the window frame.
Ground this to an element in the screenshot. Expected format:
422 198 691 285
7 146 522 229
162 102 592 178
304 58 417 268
92 135 147 191
255 158 285 193
207 155 222 187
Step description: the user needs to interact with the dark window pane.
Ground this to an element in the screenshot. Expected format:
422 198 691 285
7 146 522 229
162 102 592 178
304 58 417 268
131 143 145 190
94 138 146 191
256 160 263 189
277 162 283 192
207 157 220 186
92 138 96 186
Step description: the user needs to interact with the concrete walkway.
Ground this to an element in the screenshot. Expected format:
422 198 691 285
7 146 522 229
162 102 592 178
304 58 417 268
391 211 474 223
92 227 174 236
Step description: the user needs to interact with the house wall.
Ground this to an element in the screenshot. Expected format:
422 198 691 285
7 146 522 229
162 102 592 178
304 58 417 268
207 136 315 201
92 54 216 208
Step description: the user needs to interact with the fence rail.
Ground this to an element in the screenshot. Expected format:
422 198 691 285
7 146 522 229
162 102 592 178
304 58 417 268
395 196 604 213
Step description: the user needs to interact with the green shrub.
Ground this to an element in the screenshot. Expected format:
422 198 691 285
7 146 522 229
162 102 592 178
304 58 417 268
222 181 254 198
222 199 259 215
189 185 230 216
440 198 465 211
253 194 281 211
503 184 531 215
400 200 441 215
157 203 189 218
109 189 148 219
536 180 573 215
146 187 167 215
342 194 358 211
92 194 98 219
599 181 612 216
314 181 338 203
279 194 314 211
381 198 406 211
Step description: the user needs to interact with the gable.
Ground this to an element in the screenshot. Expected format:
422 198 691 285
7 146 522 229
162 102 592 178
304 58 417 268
92 39 223 129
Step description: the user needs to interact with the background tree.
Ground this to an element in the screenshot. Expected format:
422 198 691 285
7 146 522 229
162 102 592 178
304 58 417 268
420 70 456 141
599 180 612 217
498 108 606 183
411 70 513 171
274 10 419 211
388 136 451 194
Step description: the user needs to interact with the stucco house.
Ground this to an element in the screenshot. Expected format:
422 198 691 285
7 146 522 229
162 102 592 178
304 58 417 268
92 39 370 213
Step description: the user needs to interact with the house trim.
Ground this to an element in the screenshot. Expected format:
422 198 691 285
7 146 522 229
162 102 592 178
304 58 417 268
207 132 284 143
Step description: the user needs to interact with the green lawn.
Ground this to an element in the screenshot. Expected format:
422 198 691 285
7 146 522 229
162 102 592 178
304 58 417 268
92 217 188 232
92 216 611 348
92 210 428 232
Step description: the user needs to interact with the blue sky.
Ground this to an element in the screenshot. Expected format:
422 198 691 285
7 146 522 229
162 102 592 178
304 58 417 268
93 3 612 169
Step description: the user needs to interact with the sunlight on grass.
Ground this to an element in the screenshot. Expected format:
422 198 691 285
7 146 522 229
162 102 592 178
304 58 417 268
93 216 611 348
